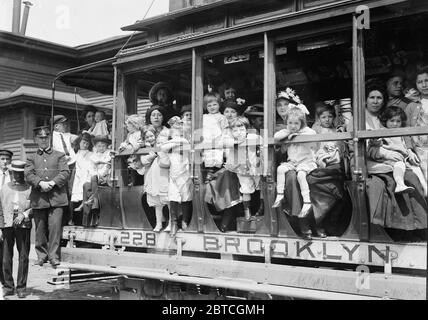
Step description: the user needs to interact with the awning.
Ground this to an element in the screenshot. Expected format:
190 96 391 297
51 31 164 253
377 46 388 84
58 58 115 95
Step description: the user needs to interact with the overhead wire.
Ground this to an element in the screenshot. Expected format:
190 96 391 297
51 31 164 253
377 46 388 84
115 0 157 56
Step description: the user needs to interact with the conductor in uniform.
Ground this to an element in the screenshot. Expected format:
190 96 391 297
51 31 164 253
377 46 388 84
24 126 69 267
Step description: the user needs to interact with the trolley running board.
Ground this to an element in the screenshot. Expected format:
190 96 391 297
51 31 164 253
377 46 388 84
60 247 426 299
48 269 120 286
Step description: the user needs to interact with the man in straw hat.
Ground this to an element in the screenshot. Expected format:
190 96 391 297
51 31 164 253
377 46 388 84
25 126 70 268
0 160 32 298
0 149 13 291
52 115 78 166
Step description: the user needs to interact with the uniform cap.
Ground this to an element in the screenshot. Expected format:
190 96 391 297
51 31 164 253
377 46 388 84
0 149 13 158
33 126 51 137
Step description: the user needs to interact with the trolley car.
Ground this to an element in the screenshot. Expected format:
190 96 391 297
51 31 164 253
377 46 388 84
55 0 427 300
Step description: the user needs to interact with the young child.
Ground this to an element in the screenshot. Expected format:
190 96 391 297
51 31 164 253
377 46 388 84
160 117 193 236
84 111 109 137
181 104 192 141
82 136 111 225
71 133 93 214
370 106 427 195
140 125 170 232
202 92 228 181
273 107 317 219
222 84 237 101
224 117 263 220
119 114 145 153
312 103 343 168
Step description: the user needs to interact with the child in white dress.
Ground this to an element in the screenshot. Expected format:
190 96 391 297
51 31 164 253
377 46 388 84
160 117 193 236
84 111 109 137
140 126 170 232
370 106 427 195
82 136 111 215
202 92 228 182
71 133 93 214
119 114 145 153
273 107 317 218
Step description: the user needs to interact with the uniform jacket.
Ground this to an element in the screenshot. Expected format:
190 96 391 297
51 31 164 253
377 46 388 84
25 148 70 209
0 181 32 229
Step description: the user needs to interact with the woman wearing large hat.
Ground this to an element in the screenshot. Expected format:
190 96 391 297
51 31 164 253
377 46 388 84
148 82 179 121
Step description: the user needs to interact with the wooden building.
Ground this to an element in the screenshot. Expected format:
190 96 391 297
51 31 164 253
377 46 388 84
0 30 150 160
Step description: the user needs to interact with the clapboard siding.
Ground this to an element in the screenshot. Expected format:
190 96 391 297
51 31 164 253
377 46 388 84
0 65 73 93
0 138 24 161
0 111 23 143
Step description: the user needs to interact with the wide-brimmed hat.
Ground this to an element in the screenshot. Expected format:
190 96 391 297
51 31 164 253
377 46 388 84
244 104 264 117
10 160 25 172
33 126 51 137
92 135 111 145
223 99 246 115
0 149 13 158
149 82 174 104
180 104 191 114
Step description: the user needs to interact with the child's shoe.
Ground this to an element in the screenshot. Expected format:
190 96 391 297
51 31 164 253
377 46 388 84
395 184 415 194
170 223 178 238
316 227 327 238
153 224 162 232
164 223 171 232
181 221 188 231
298 202 312 218
272 194 284 208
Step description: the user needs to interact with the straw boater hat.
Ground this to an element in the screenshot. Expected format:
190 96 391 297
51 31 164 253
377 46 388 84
10 160 26 172
149 82 174 104
53 115 68 125
92 135 111 145
180 104 191 114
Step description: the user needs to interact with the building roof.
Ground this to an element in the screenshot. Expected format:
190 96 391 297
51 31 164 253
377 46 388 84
0 85 113 111
122 0 242 31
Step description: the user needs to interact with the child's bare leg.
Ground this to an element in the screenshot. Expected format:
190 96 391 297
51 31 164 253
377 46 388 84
297 170 311 217
393 161 414 194
153 206 163 232
273 165 288 208
243 193 252 219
